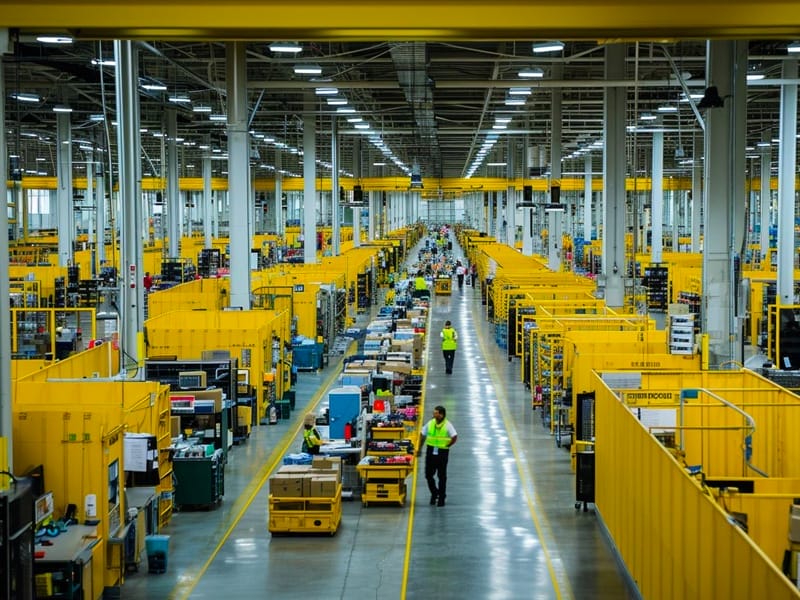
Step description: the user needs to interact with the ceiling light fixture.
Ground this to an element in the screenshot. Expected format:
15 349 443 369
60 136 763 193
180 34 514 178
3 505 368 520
326 96 348 105
657 104 677 112
336 106 356 113
52 105 73 113
141 81 168 91
192 105 212 113
168 94 192 104
268 41 303 53
10 92 41 103
209 114 227 122
639 112 657 121
90 58 115 67
532 41 565 54
294 64 322 75
504 96 525 106
746 71 765 81
788 41 800 54
508 87 532 96
518 66 544 78
315 87 339 96
36 34 73 44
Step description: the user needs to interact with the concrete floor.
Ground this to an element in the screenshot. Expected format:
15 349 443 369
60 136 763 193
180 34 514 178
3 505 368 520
120 239 639 600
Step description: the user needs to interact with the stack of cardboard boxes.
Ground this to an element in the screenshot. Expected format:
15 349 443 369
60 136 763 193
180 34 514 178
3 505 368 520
270 456 342 499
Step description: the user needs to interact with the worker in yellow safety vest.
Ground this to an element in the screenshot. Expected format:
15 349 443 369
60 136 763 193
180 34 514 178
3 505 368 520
414 274 428 298
417 405 458 507
440 320 458 374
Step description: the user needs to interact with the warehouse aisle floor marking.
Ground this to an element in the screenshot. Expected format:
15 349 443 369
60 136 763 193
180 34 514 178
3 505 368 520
400 308 431 600
171 360 345 600
472 298 571 600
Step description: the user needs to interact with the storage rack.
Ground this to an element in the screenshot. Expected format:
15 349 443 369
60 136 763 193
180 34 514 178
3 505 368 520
360 417 415 506
197 248 221 278
160 258 196 284
643 265 669 310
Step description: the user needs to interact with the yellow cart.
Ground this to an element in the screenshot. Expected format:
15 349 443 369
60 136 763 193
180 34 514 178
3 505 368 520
357 462 414 506
268 484 342 535
434 276 452 295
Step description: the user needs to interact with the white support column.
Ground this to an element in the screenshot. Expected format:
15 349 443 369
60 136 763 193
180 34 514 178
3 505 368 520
115 40 144 369
550 73 563 271
166 108 180 257
352 139 361 247
331 118 340 256
760 139 772 262
274 148 283 236
602 44 627 308
56 112 73 267
702 40 747 366
303 96 317 264
777 59 798 306
95 164 106 267
227 42 252 308
583 153 593 243
506 137 516 248
203 155 213 248
651 127 664 264
691 133 703 253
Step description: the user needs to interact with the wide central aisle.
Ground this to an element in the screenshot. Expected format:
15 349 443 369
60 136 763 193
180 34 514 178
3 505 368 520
405 262 636 599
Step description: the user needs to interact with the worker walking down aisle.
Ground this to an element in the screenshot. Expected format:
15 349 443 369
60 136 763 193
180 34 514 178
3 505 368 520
418 405 458 506
440 320 458 374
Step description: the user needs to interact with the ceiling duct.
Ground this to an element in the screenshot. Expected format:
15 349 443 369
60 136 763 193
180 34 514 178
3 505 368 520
389 42 441 177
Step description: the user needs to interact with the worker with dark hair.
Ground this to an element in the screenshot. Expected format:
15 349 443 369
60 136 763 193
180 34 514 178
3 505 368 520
418 405 458 507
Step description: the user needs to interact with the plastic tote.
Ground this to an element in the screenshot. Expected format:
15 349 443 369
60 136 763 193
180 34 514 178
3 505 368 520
145 534 171 574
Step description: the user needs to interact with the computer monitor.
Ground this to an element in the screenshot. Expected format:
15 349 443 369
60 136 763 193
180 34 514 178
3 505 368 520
34 491 54 527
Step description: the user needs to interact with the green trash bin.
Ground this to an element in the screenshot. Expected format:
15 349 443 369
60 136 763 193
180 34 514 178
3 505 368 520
282 390 296 410
276 399 291 420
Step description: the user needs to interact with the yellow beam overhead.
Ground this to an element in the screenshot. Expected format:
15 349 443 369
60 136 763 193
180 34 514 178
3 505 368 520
4 1 800 41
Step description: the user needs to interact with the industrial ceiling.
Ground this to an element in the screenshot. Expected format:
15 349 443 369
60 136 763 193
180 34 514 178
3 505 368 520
2 24 800 191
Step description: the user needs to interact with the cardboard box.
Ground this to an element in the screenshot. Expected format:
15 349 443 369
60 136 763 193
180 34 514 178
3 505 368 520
194 388 224 412
309 476 338 498
170 416 181 438
269 474 304 497
312 456 342 470
310 465 341 483
278 465 312 474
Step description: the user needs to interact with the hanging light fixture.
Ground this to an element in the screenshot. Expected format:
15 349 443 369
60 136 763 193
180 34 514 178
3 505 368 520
518 66 544 78
268 41 303 53
532 41 564 54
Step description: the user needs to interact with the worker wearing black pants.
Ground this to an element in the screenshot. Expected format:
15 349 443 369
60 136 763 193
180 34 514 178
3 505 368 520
418 405 458 506
440 320 458 374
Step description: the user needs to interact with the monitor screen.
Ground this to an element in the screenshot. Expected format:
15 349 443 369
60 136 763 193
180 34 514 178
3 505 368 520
35 491 54 526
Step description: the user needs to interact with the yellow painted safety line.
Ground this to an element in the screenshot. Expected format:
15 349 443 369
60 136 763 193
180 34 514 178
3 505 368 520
171 357 347 600
400 309 430 600
471 300 573 600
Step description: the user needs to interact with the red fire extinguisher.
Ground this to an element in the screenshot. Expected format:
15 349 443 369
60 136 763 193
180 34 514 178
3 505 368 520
344 422 353 441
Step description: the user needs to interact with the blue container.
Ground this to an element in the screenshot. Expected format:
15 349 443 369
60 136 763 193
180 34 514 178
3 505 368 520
145 535 170 574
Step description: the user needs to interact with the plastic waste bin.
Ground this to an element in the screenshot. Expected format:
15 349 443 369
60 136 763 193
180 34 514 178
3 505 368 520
145 534 170 574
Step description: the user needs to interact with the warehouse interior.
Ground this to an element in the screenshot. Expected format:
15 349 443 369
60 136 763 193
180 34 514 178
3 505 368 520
3 4 800 599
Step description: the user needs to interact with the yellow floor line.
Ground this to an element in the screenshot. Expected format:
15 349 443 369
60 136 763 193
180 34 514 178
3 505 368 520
171 359 346 600
472 301 573 600
400 315 431 600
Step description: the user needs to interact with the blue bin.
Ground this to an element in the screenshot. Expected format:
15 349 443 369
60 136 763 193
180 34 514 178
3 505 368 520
145 534 170 574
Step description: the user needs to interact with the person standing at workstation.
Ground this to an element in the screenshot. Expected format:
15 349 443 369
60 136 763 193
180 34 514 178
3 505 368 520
440 320 458 374
418 405 458 506
302 413 323 454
